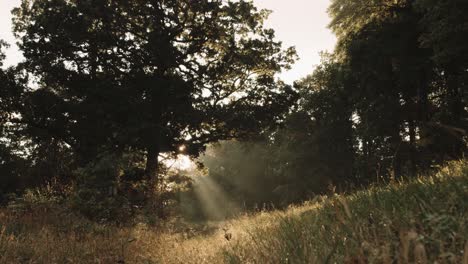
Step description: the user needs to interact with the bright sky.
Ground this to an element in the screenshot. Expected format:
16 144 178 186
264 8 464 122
254 0 336 83
0 0 23 67
0 0 336 83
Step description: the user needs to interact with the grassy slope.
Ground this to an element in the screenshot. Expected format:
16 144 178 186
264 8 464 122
0 160 467 263
222 160 468 263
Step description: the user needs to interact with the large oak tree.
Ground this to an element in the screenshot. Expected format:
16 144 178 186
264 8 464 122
13 0 296 193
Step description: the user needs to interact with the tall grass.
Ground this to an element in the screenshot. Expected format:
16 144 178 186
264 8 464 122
223 160 468 263
0 160 467 263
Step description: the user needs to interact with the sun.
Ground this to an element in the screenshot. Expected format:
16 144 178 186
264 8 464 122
165 154 195 171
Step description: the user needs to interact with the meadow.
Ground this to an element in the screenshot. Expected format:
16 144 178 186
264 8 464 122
0 160 467 263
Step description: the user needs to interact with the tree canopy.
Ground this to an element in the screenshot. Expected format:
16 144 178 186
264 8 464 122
12 0 297 189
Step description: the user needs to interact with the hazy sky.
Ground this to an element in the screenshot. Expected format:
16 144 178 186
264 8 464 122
0 0 336 83
0 0 23 67
254 0 336 83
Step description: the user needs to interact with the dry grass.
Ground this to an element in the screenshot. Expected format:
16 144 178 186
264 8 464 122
0 160 467 263
0 199 318 263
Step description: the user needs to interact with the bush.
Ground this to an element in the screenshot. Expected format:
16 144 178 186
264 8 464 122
0 145 28 203
7 185 63 214
70 153 132 222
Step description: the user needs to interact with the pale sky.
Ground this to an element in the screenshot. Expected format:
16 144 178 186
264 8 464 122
0 0 336 83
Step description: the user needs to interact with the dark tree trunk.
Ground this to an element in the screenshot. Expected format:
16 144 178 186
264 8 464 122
392 134 402 180
145 142 165 217
145 79 165 216
393 149 402 179
408 120 417 177
448 73 462 124
145 144 160 186
363 138 371 181
446 68 464 158
417 72 430 168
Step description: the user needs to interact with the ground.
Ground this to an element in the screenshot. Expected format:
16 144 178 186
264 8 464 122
0 160 467 263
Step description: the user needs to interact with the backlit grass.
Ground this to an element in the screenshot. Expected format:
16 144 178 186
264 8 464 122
0 160 467 263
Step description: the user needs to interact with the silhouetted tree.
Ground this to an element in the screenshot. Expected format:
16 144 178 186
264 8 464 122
328 0 467 179
12 0 296 209
0 40 28 198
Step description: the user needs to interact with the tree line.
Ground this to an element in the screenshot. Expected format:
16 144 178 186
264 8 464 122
190 0 468 216
0 0 466 219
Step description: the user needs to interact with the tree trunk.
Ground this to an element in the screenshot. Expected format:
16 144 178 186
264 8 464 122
147 81 164 217
393 149 402 180
445 67 465 158
145 144 160 186
448 73 462 124
145 141 164 217
408 119 417 177
417 72 430 168
392 134 402 180
363 138 371 181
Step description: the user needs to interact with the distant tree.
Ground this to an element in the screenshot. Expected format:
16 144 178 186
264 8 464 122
13 0 297 207
197 0 468 211
328 0 467 178
415 0 468 158
292 56 354 188
328 0 408 41
0 41 24 141
0 40 28 198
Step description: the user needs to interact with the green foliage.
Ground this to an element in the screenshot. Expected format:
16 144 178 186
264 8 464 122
70 153 132 222
329 0 406 39
415 0 468 69
7 185 64 214
327 0 467 181
67 150 193 222
0 40 29 200
0 145 27 201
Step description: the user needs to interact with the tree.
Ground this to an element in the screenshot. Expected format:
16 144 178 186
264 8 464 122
0 40 29 198
198 57 356 208
328 0 409 42
13 0 297 203
415 0 468 159
327 0 467 178
293 56 354 188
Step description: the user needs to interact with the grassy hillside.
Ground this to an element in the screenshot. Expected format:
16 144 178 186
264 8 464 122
1 160 467 263
221 160 468 263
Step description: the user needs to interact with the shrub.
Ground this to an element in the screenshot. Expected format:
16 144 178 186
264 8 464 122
70 153 132 222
